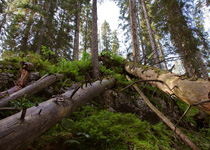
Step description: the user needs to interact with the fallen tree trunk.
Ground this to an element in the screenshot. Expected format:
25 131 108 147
125 63 210 114
126 75 199 150
0 78 116 150
0 74 64 108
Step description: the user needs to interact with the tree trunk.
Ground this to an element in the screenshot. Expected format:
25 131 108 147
125 63 210 114
0 74 64 108
73 2 81 61
0 78 116 150
140 0 161 68
196 52 208 80
91 0 100 79
20 10 34 53
136 10 146 65
129 0 141 63
157 40 167 70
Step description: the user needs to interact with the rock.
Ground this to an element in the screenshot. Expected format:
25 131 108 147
0 73 15 90
28 72 40 81
96 90 161 124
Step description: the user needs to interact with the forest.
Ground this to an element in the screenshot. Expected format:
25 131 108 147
0 0 210 149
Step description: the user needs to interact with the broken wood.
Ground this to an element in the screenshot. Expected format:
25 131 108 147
0 74 64 108
125 63 210 114
0 78 116 150
126 75 199 150
0 62 34 97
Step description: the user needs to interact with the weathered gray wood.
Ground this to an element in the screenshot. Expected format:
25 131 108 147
125 63 210 114
0 78 116 150
0 74 64 108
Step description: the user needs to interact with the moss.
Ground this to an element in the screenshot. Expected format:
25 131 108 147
125 62 169 75
29 106 174 150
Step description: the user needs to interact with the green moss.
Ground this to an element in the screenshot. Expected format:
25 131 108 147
30 106 174 150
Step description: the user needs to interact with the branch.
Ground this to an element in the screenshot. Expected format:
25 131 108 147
126 75 199 150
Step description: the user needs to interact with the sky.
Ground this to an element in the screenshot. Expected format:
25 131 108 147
98 1 120 32
97 1 126 55
97 1 210 56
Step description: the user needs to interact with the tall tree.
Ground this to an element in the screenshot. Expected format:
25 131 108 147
36 0 52 54
101 20 112 53
129 0 141 63
91 0 100 78
140 0 161 68
73 1 82 61
80 3 92 52
111 30 119 55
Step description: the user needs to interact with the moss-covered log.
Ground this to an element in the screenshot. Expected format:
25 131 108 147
125 63 210 114
0 78 116 150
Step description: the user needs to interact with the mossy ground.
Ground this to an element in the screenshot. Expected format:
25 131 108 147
1 51 210 149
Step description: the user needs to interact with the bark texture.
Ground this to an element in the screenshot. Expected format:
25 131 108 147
0 74 64 108
129 0 141 63
140 0 161 68
125 63 210 114
0 78 116 150
196 52 208 80
91 0 100 78
73 2 81 61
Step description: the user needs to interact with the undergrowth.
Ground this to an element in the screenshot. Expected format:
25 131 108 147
29 106 174 150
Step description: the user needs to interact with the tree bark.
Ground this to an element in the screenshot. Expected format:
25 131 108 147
91 0 100 79
0 78 116 150
157 40 167 70
73 2 81 61
136 10 146 65
0 62 34 97
0 74 64 108
125 63 210 114
129 0 141 63
140 0 161 68
196 52 208 80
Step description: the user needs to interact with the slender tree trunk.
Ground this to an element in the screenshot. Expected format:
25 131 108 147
84 9 90 52
136 10 146 65
129 0 141 63
91 0 100 79
0 79 116 150
126 75 199 150
140 0 161 68
73 2 81 61
157 40 167 70
196 51 208 80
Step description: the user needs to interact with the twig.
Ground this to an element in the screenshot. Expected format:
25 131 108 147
120 79 173 94
174 105 191 132
20 106 27 120
59 122 70 132
0 107 21 111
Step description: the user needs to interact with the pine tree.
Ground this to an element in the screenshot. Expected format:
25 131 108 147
101 20 112 53
111 30 119 55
